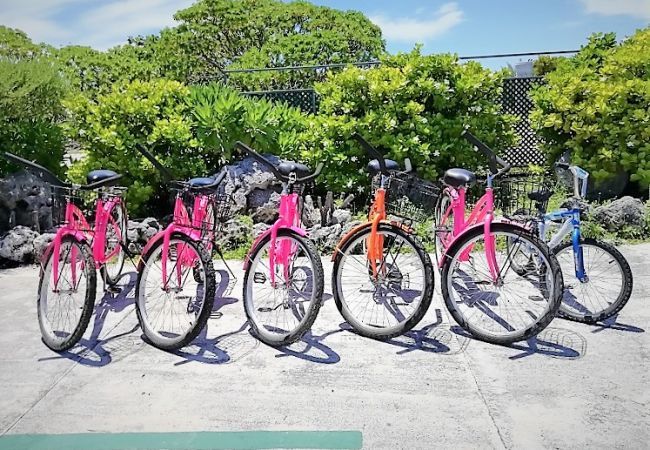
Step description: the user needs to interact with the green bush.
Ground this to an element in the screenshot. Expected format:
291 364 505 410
298 47 518 192
65 79 199 214
65 80 308 215
0 57 68 178
530 28 650 189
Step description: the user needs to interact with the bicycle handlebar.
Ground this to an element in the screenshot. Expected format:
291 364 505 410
555 161 589 198
135 144 175 182
2 152 69 187
461 130 511 177
234 141 322 183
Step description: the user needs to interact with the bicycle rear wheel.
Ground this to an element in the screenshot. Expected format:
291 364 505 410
434 190 454 263
554 238 633 323
38 236 96 352
332 223 434 339
441 222 562 345
243 229 324 346
136 234 215 351
100 200 127 286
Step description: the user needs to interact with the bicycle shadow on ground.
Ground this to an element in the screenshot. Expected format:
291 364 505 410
588 314 645 334
374 309 471 355
505 326 587 360
171 270 257 366
38 271 141 367
273 327 344 364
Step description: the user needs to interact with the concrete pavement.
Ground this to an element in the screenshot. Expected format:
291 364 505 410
0 245 648 449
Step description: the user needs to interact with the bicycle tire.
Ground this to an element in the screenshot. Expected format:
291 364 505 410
332 223 434 339
243 229 324 347
38 235 96 352
554 238 633 323
434 190 453 264
136 234 215 351
441 222 563 345
100 199 128 286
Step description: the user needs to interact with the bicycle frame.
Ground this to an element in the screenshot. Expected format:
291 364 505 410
141 192 215 289
539 209 586 281
243 184 304 286
50 193 124 289
438 174 501 281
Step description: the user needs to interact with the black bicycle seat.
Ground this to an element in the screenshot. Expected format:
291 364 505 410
187 177 216 188
278 161 311 178
367 159 400 175
442 168 477 188
83 170 122 190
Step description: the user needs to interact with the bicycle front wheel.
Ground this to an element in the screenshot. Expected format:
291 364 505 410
554 238 633 323
38 236 96 352
441 222 562 345
243 229 324 347
136 234 215 351
332 223 434 339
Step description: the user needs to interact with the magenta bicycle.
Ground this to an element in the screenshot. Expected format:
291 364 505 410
235 142 324 346
3 152 127 352
133 145 231 351
434 131 563 345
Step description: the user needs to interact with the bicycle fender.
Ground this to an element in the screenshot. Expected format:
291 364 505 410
243 225 306 270
136 226 195 270
40 229 88 266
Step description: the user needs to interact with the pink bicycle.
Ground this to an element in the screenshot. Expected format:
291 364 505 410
235 142 324 347
434 131 563 344
133 145 231 351
3 152 127 352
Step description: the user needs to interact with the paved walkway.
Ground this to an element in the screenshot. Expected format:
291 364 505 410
0 245 648 449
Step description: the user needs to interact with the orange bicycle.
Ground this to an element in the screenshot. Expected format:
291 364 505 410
331 134 437 339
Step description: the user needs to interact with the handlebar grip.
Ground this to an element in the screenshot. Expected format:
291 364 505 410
135 144 175 182
352 133 387 175
2 151 68 187
234 141 286 181
555 162 570 170
404 158 413 173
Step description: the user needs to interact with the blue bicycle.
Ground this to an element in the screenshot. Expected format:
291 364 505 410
506 163 633 324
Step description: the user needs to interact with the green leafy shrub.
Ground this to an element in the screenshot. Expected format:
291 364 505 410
530 28 650 189
65 79 199 215
0 57 67 178
65 81 308 215
298 47 518 192
188 84 308 162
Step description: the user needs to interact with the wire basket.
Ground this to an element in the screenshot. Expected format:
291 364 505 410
177 189 235 236
493 171 555 219
372 173 440 224
51 186 92 229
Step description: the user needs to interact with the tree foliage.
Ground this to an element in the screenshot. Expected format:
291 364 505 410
530 28 650 187
0 27 68 177
172 0 384 86
298 48 518 191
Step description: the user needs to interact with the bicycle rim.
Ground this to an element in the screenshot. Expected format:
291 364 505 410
244 234 320 344
335 226 429 336
102 202 126 284
444 228 559 342
555 243 625 320
39 238 94 350
137 237 210 348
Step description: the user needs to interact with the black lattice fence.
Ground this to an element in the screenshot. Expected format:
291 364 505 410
241 77 546 167
501 77 545 167
243 89 319 113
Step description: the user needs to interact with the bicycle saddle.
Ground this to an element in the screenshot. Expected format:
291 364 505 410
187 177 216 188
442 168 476 188
84 170 122 189
278 161 311 178
367 159 400 175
